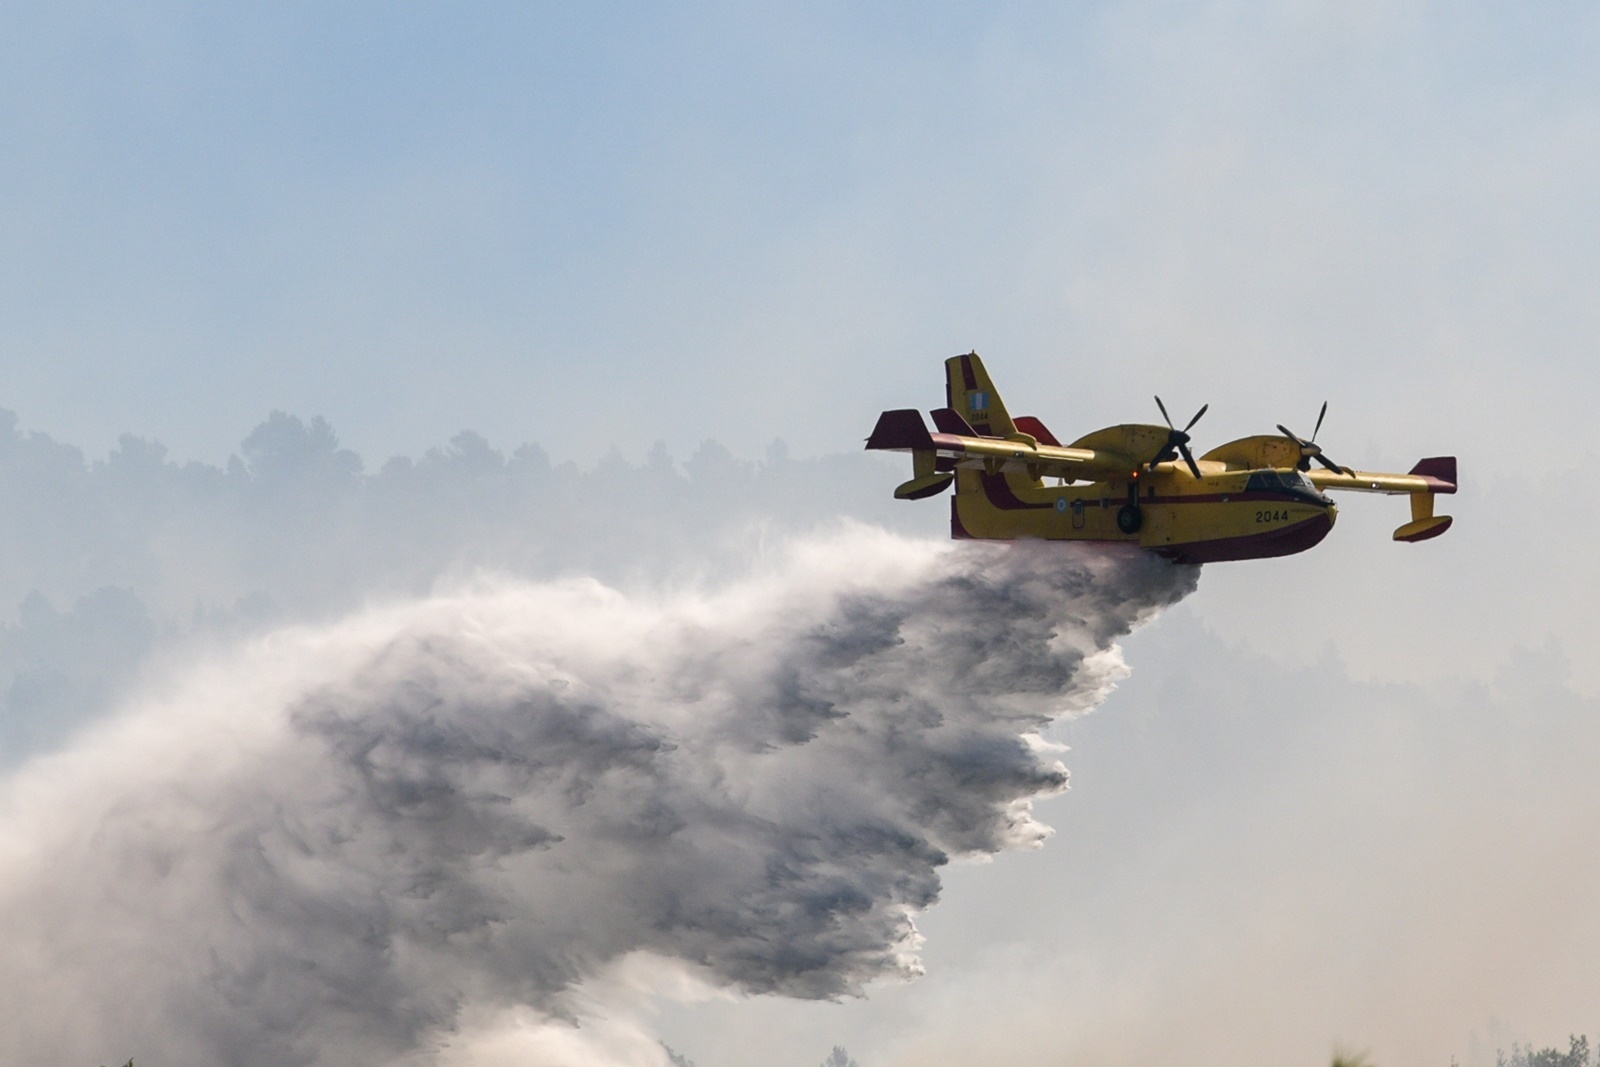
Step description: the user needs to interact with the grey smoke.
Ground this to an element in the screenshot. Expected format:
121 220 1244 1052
0 528 1193 1066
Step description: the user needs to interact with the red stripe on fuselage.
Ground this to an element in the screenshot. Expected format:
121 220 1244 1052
1143 490 1328 506
979 472 1055 510
950 496 975 539
972 477 1321 511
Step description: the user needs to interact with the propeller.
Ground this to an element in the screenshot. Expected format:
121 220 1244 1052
1276 401 1347 473
1153 396 1208 479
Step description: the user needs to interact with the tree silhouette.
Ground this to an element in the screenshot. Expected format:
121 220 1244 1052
1498 1035 1592 1067
822 1046 860 1067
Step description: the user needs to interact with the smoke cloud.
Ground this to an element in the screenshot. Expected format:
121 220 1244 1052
0 527 1194 1066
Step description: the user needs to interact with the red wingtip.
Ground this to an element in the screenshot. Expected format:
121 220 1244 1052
1408 456 1457 493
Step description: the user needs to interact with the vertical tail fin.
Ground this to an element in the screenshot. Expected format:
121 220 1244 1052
944 352 1016 439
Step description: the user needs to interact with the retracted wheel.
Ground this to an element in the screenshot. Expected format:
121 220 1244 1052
1116 503 1143 534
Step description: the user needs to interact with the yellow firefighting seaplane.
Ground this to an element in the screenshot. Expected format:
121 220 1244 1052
866 353 1456 564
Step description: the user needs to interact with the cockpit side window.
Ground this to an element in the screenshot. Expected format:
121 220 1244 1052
1245 471 1281 492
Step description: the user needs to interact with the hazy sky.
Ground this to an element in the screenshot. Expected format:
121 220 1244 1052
0 4 1597 1065
2 3 1596 471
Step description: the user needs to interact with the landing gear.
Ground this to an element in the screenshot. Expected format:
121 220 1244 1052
1118 479 1145 535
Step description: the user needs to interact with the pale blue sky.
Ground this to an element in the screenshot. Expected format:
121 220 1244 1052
2 2 1597 473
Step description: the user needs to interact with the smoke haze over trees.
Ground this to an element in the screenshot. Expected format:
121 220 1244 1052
0 409 927 762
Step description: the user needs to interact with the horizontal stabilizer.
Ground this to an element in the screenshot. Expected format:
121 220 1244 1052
930 407 979 436
1013 415 1061 447
1408 456 1457 493
866 409 934 451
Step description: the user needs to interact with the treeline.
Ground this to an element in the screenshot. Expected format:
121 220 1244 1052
0 409 926 761
1495 1035 1592 1067
662 1044 861 1066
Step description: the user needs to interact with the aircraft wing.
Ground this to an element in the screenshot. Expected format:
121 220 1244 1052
1307 457 1457 542
1306 457 1456 496
865 408 1132 496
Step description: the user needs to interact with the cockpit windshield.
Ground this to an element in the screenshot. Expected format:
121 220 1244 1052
1245 469 1329 503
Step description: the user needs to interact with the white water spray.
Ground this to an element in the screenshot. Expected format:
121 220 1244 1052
0 528 1195 1066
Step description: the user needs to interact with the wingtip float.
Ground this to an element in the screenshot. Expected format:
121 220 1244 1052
866 352 1456 564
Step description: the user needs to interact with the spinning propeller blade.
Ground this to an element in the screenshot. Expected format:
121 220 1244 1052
1278 403 1346 473
1176 440 1202 480
1154 396 1207 479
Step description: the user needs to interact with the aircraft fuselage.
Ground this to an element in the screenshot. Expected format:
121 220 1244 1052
949 465 1336 564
